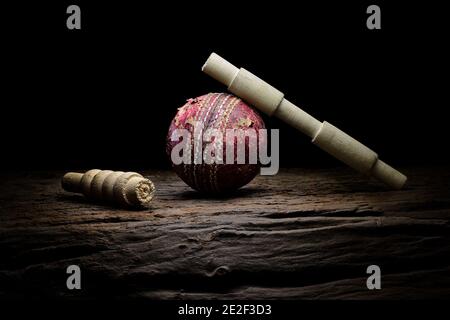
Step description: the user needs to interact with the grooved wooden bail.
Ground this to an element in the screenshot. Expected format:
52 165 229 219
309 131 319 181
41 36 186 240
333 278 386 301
61 169 155 208
202 53 408 189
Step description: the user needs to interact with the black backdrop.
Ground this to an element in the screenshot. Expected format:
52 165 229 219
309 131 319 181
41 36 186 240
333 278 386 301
2 1 449 170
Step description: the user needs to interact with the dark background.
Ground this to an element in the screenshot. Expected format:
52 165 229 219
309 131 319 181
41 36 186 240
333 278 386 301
1 1 448 171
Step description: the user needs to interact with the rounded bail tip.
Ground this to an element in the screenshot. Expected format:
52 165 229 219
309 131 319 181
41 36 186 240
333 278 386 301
371 160 407 190
61 172 83 193
202 52 239 87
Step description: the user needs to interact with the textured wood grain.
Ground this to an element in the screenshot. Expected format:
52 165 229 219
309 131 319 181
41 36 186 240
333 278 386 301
0 167 449 299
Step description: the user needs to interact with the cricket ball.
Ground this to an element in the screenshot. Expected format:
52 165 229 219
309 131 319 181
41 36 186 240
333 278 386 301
166 93 265 194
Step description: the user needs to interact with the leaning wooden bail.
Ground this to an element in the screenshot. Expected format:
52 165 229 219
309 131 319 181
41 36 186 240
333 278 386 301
202 53 407 189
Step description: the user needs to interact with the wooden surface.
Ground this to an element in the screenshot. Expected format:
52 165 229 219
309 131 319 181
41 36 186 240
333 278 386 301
1 167 450 299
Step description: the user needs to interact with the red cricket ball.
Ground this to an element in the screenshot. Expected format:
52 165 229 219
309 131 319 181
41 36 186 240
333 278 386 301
166 93 265 194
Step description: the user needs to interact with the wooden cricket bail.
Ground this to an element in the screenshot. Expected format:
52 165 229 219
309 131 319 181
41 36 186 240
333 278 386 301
202 52 407 189
62 169 155 207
